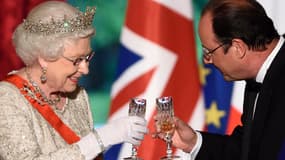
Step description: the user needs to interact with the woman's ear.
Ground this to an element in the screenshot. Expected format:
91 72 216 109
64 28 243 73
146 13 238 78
231 38 247 59
38 56 48 68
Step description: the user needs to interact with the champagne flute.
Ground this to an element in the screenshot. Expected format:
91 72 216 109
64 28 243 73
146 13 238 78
156 96 180 160
123 98 146 160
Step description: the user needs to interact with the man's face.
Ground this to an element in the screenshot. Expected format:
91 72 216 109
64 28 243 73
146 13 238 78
198 12 246 81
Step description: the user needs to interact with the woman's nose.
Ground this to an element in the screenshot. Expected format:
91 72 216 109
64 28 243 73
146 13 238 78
78 61 89 75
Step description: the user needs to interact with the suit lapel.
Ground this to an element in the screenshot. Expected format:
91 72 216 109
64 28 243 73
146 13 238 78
241 81 261 160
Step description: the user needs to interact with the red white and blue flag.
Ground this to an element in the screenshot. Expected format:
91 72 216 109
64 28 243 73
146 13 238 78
105 0 249 159
106 0 205 159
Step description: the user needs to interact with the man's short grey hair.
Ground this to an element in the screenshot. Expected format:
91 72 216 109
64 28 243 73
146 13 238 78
12 1 95 66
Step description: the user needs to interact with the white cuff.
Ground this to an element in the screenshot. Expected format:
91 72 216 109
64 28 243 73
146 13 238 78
181 131 202 160
76 132 103 160
93 129 105 151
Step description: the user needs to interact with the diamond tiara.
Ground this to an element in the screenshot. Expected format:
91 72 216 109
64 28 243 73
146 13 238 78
23 7 96 35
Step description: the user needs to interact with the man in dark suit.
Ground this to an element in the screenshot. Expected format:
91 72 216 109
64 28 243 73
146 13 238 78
168 0 285 160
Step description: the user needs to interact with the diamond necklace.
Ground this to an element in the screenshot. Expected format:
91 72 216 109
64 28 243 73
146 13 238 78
25 67 61 106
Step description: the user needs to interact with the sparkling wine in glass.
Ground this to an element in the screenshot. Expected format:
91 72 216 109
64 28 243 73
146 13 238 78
124 98 146 160
156 96 180 160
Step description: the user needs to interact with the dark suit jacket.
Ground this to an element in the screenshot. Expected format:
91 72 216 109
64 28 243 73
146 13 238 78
196 39 285 160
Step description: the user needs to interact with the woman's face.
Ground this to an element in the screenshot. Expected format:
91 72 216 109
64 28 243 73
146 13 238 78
45 37 93 92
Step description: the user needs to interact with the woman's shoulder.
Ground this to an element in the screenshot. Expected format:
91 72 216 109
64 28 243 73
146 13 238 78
0 81 22 97
0 81 30 112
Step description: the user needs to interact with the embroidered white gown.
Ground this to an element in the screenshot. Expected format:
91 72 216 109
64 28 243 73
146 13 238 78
0 81 94 160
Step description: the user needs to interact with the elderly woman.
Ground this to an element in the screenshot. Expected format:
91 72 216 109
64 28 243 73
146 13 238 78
0 1 148 160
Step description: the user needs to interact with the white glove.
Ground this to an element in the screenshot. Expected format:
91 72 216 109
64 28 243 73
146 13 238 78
97 116 148 148
76 132 102 160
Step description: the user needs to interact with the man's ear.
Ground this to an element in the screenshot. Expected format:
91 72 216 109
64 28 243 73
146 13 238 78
231 38 247 59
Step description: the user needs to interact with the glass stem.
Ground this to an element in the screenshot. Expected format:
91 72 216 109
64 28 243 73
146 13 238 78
165 135 173 159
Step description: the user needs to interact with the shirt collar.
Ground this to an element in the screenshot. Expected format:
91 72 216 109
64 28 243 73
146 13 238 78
256 36 284 83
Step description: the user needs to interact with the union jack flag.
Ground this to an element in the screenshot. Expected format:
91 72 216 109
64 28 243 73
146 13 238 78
105 0 244 159
105 0 204 159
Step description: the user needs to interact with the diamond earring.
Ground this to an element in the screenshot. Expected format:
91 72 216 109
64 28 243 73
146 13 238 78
40 67 47 83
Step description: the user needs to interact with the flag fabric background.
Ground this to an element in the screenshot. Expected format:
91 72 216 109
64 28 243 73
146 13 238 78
106 0 204 159
0 0 49 80
107 0 285 159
